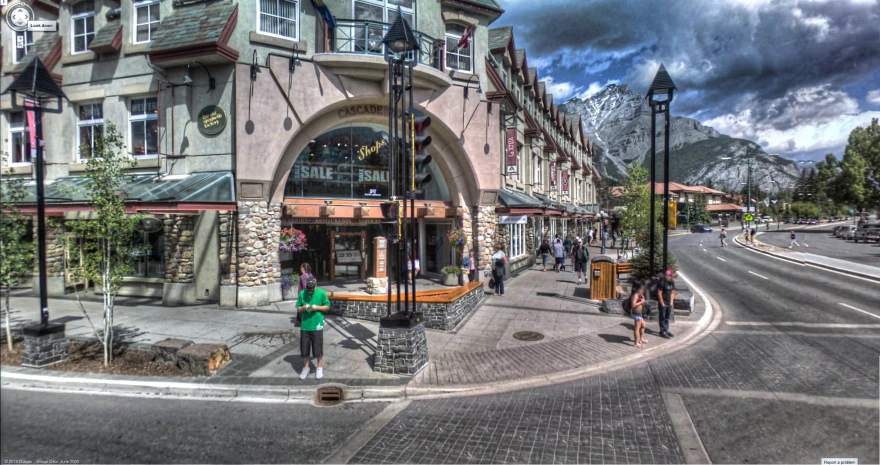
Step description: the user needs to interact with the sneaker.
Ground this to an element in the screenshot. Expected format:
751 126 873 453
316 367 324 380
299 367 310 380
577 279 582 284
666 331 674 338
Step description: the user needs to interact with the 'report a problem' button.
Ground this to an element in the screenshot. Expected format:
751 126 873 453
28 20 57 31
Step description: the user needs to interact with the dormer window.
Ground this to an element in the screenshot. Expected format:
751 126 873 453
71 1 96 54
134 0 161 44
445 23 472 73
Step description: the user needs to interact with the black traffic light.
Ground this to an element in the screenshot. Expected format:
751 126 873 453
380 201 399 221
407 115 433 192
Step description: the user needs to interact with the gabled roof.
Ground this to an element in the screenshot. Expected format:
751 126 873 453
442 0 504 14
488 27 512 51
526 67 537 87
515 49 525 69
89 22 123 54
148 1 239 63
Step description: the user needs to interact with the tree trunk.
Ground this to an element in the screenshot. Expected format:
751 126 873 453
5 284 13 352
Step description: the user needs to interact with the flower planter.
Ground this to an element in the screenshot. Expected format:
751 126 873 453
442 273 459 286
282 284 300 301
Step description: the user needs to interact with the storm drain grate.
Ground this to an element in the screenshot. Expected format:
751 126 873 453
513 331 545 342
316 386 344 406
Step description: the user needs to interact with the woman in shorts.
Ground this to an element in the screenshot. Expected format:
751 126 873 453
630 282 648 348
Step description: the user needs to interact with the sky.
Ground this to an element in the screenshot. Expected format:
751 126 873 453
493 0 880 162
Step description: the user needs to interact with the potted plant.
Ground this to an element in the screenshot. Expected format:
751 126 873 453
441 266 461 286
281 273 300 300
279 227 308 252
447 227 468 249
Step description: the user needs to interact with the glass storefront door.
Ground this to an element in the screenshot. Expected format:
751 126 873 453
424 222 452 275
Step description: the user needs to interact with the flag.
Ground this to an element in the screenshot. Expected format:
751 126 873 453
310 0 337 28
26 110 36 161
456 25 473 50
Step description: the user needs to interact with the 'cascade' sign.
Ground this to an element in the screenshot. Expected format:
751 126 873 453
198 106 227 135
338 105 386 119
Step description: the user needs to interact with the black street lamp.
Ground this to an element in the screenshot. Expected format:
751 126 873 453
3 58 67 328
646 64 676 275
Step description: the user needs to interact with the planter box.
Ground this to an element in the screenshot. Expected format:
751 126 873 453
442 273 459 286
282 284 300 301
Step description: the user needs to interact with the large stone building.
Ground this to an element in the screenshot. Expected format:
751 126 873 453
1 0 596 307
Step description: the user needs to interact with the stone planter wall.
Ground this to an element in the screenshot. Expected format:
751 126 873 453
373 324 428 375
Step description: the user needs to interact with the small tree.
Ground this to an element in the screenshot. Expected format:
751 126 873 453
618 163 677 278
0 161 34 351
63 124 142 366
691 194 711 225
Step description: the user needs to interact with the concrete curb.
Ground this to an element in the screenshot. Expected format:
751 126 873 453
1 272 719 402
735 234 880 283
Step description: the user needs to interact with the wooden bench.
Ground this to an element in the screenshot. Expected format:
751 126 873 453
616 262 632 280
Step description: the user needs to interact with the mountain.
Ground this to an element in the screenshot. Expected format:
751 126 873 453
560 84 800 192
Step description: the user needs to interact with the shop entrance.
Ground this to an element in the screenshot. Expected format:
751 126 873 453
330 231 366 280
423 222 453 275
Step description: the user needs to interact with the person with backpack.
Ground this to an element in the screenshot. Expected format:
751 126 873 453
629 282 648 347
572 238 590 285
296 277 330 380
719 228 728 247
539 240 552 272
491 243 508 296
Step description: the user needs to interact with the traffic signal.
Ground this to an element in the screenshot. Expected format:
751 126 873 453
380 201 399 221
407 115 433 193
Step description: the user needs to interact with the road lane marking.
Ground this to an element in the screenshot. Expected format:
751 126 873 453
661 387 878 408
712 330 880 338
726 321 880 328
716 257 726 262
702 248 707 252
749 271 769 279
839 303 880 320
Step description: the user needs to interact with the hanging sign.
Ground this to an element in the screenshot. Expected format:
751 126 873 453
549 162 557 190
562 170 569 195
506 127 518 174
498 215 528 225
198 105 227 135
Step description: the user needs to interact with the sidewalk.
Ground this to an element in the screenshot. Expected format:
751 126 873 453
1 255 713 399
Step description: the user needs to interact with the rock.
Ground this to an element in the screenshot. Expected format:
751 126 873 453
151 338 194 364
600 299 627 316
674 290 694 311
176 343 232 376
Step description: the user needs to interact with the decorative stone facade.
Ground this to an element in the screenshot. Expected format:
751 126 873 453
236 201 282 288
526 217 536 254
474 206 498 270
218 211 236 286
21 323 68 367
460 207 473 262
164 215 195 283
373 323 429 375
33 222 65 278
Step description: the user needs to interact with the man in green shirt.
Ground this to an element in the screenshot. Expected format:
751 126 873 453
296 277 331 380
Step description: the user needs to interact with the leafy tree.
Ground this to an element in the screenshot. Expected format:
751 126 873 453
0 161 34 352
843 118 880 208
789 202 818 219
62 124 143 366
618 163 677 278
688 193 711 225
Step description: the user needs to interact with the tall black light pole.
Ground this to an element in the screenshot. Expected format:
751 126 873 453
646 64 677 275
3 58 67 328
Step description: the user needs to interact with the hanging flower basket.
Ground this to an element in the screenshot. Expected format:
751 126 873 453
447 227 468 248
280 228 308 252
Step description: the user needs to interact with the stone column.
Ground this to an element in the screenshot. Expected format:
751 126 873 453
163 215 197 305
460 206 473 261
218 210 238 307
32 222 66 296
21 323 67 367
373 323 428 375
236 201 282 307
474 206 497 278
526 217 536 254
497 224 510 253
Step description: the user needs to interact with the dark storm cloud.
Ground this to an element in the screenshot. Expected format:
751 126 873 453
495 0 880 119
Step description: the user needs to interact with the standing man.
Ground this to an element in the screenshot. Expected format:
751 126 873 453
657 269 677 339
572 238 590 285
296 277 330 380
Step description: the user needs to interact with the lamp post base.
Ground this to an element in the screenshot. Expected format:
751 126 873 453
21 323 67 368
375 312 428 375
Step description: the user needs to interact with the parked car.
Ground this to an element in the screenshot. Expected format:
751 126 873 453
808 219 818 225
841 226 858 239
691 224 713 233
854 223 880 242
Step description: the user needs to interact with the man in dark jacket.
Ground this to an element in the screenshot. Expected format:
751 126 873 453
572 238 590 285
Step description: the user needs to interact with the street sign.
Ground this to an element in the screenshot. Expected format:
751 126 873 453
744 214 754 222
850 209 855 215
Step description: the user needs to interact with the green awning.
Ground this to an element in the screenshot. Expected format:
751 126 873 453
498 189 542 208
1 171 235 205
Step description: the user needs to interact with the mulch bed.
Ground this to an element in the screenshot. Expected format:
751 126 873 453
0 338 24 366
1 339 192 377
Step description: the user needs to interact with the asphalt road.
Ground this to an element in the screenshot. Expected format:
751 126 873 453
757 225 880 268
2 233 878 464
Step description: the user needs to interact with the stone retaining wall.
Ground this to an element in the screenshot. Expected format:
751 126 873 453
330 284 485 331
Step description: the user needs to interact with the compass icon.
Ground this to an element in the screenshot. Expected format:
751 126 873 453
5 2 34 32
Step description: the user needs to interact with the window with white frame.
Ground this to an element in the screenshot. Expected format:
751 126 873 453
134 0 161 44
533 153 541 189
130 98 158 157
71 1 95 54
353 0 413 53
14 31 34 63
550 218 557 239
445 23 472 72
509 223 526 258
77 102 103 160
258 0 299 40
8 112 30 164
561 220 567 238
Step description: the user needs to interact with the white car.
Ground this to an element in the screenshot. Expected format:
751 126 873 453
841 226 858 239
854 223 880 243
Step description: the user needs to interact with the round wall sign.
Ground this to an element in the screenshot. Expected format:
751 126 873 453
197 105 227 135
139 217 164 233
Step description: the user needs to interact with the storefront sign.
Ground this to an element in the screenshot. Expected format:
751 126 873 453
357 139 387 161
506 127 518 174
498 215 528 225
197 105 227 135
293 218 384 225
562 170 569 195
549 162 557 190
336 251 362 264
337 105 386 119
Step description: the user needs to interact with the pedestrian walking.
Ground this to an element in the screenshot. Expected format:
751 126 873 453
539 240 551 272
492 244 508 296
587 228 595 245
553 237 565 272
296 277 330 380
657 269 676 339
611 231 617 248
461 249 477 282
719 228 728 247
572 238 590 285
789 230 800 248
630 282 648 348
750 227 757 245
